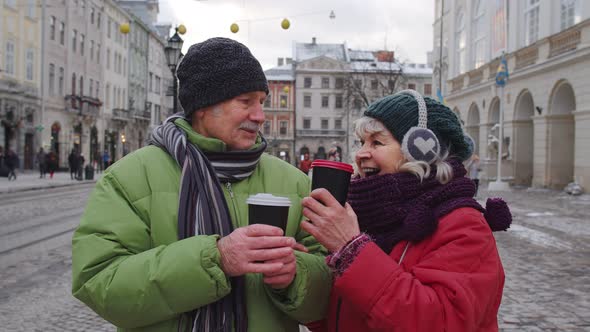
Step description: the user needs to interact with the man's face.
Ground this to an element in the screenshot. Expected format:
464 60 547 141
193 91 267 151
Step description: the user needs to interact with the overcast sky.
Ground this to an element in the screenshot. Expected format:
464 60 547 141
158 0 435 70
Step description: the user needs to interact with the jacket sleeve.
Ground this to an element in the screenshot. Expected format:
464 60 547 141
264 226 333 324
334 209 504 332
71 171 232 329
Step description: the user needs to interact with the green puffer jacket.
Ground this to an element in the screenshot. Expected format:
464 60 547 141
72 120 332 332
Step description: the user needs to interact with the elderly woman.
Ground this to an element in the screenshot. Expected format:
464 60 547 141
302 90 511 332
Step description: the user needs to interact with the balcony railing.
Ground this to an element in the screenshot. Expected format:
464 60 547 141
64 95 101 116
296 129 346 137
450 75 464 93
515 45 539 70
468 68 483 86
133 110 151 121
112 108 131 121
549 27 581 58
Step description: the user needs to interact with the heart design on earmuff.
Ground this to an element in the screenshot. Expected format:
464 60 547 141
414 137 436 155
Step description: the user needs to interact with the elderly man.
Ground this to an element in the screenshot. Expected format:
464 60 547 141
72 37 331 332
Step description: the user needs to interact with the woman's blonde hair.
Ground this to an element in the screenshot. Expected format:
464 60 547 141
353 116 454 184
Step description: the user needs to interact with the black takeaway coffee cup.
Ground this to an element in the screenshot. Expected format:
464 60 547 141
310 160 354 206
246 193 291 233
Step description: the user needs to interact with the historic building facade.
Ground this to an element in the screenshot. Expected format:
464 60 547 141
0 0 41 169
434 0 590 190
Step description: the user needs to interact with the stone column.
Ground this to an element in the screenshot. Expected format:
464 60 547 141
573 109 590 190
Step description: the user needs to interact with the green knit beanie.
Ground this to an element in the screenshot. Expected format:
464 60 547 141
364 93 472 161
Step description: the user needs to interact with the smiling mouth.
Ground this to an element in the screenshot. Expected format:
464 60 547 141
362 167 380 177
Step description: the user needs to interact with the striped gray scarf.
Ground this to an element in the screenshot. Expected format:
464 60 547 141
149 113 267 332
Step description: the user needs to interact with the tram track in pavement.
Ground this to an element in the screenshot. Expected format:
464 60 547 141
0 184 94 257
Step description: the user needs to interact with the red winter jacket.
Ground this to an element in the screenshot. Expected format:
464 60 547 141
307 207 505 332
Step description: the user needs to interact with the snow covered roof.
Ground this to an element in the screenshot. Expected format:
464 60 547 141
265 64 294 81
294 41 348 62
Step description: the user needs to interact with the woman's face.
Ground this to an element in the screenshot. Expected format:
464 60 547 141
355 129 405 178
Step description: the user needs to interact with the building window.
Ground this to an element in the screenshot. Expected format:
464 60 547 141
264 97 271 107
279 121 288 135
354 98 362 109
5 41 15 75
335 119 342 130
79 76 84 97
335 78 344 89
96 43 100 64
525 0 540 46
455 10 466 74
58 67 64 95
59 22 65 45
321 118 329 129
96 82 100 99
424 83 432 96
303 118 311 129
280 95 288 108
304 77 312 88
80 34 85 55
335 94 343 108
26 49 34 81
97 13 101 29
27 0 35 18
472 0 486 68
107 18 111 38
263 121 271 135
408 83 416 90
321 95 329 108
149 73 153 92
90 7 95 24
371 80 378 90
106 83 110 106
354 79 362 89
49 64 55 95
72 73 76 96
106 49 110 69
90 40 94 60
321 77 330 88
561 0 580 30
155 105 161 124
89 79 94 97
49 16 56 40
72 29 77 52
5 0 16 8
304 95 311 108
155 76 161 94
388 79 395 90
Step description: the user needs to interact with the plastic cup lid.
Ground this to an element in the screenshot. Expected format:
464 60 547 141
310 160 354 173
246 193 291 207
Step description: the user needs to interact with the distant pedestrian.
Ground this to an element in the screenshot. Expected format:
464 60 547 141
37 147 47 178
0 146 9 178
299 152 312 174
77 152 85 180
102 150 110 171
466 154 481 196
6 149 18 181
68 149 78 180
46 150 58 179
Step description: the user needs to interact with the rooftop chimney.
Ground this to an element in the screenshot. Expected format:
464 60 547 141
278 58 284 66
312 37 316 45
285 57 292 65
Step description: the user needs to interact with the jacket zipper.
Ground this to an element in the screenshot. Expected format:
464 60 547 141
224 182 241 227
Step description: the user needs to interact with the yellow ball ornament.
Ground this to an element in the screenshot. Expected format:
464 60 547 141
283 86 290 93
177 24 187 35
230 23 239 33
281 18 290 30
119 23 130 34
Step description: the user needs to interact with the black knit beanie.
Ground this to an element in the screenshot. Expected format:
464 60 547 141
177 37 269 118
364 93 472 161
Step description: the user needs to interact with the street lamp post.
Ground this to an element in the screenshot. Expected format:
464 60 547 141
165 26 185 115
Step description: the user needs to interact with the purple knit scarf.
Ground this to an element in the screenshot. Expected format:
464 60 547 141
348 159 511 253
